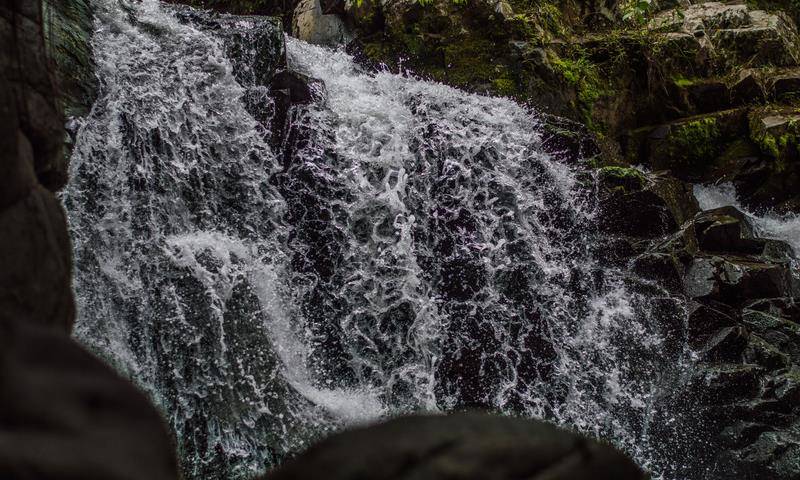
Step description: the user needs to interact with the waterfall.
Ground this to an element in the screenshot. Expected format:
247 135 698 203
64 0 695 478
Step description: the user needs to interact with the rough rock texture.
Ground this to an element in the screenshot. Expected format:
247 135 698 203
292 0 353 45
266 413 646 480
1 0 74 331
43 0 97 118
599 165 800 478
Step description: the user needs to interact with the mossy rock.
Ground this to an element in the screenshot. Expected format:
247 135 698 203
749 106 800 163
598 165 646 193
632 109 749 180
43 0 97 118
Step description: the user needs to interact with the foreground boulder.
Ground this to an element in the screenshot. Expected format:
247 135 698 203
266 413 645 480
0 321 179 480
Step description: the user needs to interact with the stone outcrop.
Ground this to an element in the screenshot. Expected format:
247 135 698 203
1 0 73 331
1 2 179 479
599 164 800 478
266 413 646 480
292 0 353 45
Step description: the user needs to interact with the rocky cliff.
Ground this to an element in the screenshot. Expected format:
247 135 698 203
0 1 177 478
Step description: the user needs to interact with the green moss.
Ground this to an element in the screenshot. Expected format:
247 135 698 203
436 36 517 91
672 75 699 88
669 117 721 166
492 78 518 97
598 166 647 194
750 114 800 171
550 51 605 125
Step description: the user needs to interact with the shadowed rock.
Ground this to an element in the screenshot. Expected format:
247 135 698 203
0 321 179 480
266 413 646 480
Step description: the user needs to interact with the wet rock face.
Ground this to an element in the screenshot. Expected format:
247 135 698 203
644 205 799 478
597 167 699 238
43 0 97 118
596 163 800 478
266 413 646 480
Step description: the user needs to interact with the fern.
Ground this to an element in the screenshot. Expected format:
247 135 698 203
621 0 653 26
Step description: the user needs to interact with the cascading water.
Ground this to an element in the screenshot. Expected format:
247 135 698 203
64 0 698 478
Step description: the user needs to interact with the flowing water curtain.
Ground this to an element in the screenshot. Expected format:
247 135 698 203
63 1 315 477
66 1 696 478
283 39 696 476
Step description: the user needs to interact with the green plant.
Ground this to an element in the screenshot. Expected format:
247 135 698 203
621 0 654 26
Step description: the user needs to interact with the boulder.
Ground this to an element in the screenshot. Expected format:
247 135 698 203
769 69 800 99
266 413 646 480
292 0 353 46
631 109 748 181
730 68 766 105
539 113 602 164
0 185 75 333
693 206 760 253
685 256 795 304
745 107 800 209
647 204 797 304
597 167 699 237
269 69 327 152
0 321 179 480
691 362 764 405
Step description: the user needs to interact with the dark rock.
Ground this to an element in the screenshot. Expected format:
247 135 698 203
771 368 800 407
692 363 763 405
701 326 749 363
266 413 646 480
742 309 800 363
745 298 800 323
269 69 326 149
685 256 794 305
686 300 739 348
731 69 766 105
744 335 792 371
635 109 748 181
770 70 800 100
1 1 73 332
539 113 601 164
724 429 800 480
0 321 179 480
746 107 800 209
681 79 731 114
693 206 761 254
632 252 684 293
597 168 698 238
1 0 66 191
0 185 75 333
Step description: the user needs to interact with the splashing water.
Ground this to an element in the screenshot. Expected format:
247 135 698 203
695 183 800 255
65 0 695 478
